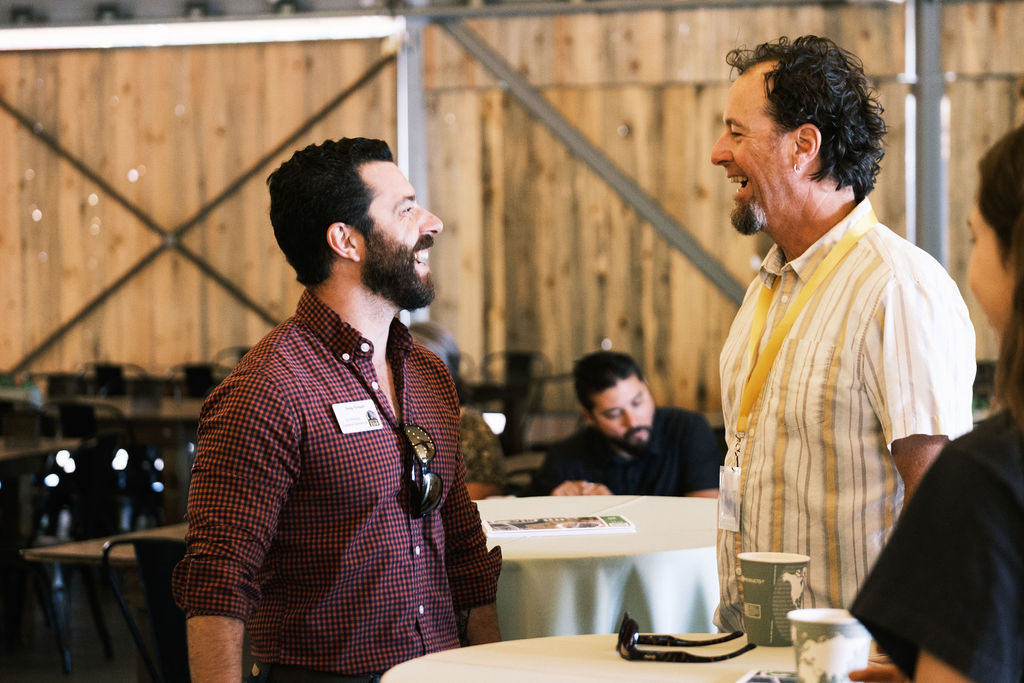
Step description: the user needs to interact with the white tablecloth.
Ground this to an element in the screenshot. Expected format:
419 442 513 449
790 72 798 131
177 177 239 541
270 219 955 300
475 495 719 640
383 633 793 682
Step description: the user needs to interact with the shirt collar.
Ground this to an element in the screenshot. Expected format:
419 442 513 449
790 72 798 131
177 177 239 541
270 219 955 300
758 198 875 287
293 289 414 362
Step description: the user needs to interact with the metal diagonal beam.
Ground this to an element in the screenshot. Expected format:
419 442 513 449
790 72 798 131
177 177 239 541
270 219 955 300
440 20 746 306
11 244 169 374
0 95 168 239
172 51 398 239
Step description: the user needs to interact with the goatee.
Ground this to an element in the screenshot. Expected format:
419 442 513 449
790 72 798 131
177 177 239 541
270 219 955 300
608 425 653 459
731 199 767 236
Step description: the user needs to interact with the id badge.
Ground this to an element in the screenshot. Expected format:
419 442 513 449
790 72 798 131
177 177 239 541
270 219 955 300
719 465 741 532
332 399 384 434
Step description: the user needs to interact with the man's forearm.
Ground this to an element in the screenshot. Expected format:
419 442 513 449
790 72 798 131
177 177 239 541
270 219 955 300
186 615 244 683
891 433 948 500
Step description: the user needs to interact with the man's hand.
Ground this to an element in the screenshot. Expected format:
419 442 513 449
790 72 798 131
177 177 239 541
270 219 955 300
849 652 908 682
849 664 908 682
461 603 500 646
551 480 613 496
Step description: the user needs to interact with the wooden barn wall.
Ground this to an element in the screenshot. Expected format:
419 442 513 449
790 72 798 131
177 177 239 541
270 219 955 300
423 6 910 412
0 39 396 375
1 3 1022 418
943 1 1024 364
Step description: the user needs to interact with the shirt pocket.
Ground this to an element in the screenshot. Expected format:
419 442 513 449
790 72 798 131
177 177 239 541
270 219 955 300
771 338 836 433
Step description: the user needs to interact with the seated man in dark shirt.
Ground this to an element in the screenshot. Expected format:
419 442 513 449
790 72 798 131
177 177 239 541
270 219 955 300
531 351 720 497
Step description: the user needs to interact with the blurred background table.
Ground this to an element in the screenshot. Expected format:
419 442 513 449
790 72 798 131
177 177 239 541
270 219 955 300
476 495 719 640
21 522 187 566
74 395 204 522
382 633 791 682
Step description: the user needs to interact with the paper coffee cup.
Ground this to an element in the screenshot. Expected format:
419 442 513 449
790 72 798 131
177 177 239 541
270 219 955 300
737 551 810 646
788 608 871 683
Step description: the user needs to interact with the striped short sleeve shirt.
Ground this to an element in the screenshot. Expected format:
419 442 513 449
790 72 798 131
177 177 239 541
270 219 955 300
715 199 976 631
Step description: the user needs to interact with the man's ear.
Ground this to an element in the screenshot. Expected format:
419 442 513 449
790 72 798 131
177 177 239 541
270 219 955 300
580 405 597 428
326 222 362 263
792 122 822 172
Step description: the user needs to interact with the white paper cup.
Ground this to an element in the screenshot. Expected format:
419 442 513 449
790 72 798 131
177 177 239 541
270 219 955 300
788 608 871 683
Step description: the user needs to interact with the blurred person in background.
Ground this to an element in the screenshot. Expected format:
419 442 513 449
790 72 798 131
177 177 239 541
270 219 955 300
410 321 507 500
531 351 720 498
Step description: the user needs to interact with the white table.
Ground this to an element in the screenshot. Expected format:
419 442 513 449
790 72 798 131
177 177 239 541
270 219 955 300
383 633 793 682
475 495 719 640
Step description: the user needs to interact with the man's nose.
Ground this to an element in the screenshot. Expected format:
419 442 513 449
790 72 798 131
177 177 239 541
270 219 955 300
710 132 731 166
420 208 443 236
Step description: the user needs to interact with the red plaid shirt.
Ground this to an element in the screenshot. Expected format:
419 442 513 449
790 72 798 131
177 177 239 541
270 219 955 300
172 290 501 675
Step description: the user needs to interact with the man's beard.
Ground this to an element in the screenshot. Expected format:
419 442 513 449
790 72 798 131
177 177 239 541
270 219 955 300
606 425 653 459
731 198 767 236
361 229 436 311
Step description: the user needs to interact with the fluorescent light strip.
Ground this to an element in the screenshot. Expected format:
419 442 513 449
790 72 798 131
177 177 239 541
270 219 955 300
0 15 404 50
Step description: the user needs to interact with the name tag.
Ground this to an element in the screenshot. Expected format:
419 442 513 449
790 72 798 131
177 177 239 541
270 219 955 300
332 399 384 434
719 465 741 532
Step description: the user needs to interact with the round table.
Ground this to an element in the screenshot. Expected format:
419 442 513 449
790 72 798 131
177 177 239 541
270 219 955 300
475 495 719 639
382 633 793 682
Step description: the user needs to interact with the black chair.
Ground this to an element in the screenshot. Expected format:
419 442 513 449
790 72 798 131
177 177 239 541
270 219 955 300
503 451 547 496
0 402 45 651
86 362 151 398
26 402 128 671
474 351 550 455
102 537 190 683
41 372 88 400
42 400 162 536
0 400 48 440
169 363 222 399
92 363 127 397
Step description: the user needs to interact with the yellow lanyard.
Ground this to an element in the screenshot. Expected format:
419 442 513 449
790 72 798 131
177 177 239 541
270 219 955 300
736 209 877 434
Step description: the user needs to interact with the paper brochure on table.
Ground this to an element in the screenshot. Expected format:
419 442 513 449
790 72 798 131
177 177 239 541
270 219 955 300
734 669 797 683
482 514 636 536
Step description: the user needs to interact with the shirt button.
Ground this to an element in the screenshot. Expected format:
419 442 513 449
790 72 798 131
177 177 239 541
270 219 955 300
781 295 789 303
418 605 425 615
341 353 350 361
371 381 379 391
360 342 371 353
414 545 421 556
736 567 742 576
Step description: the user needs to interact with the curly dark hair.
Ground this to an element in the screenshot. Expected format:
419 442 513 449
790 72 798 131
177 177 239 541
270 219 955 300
726 35 886 203
267 138 393 286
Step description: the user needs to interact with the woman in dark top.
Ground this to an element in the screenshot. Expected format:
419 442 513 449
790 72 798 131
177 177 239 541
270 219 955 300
850 124 1024 682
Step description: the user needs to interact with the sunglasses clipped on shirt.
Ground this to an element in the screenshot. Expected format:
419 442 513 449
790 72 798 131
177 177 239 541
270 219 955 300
402 423 443 517
616 611 756 663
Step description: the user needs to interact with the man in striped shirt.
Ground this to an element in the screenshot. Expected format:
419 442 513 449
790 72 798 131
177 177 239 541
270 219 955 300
709 36 975 632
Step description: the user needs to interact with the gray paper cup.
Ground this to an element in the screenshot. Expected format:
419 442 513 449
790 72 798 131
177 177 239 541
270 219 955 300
737 551 810 646
788 608 871 683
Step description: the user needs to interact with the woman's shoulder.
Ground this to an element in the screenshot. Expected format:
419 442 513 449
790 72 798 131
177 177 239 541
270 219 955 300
947 411 1022 457
935 411 1024 493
